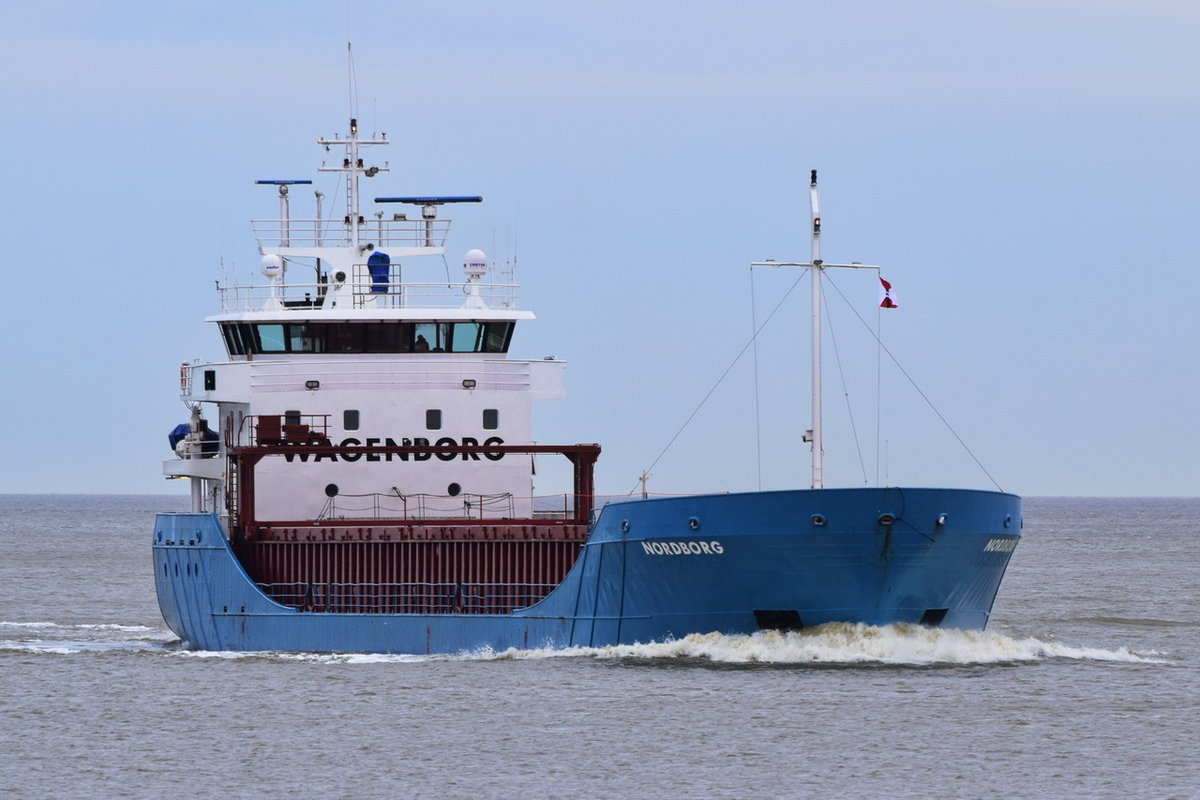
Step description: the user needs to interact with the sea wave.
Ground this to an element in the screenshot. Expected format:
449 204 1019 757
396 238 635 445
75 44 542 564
0 621 158 633
175 649 437 664
162 622 1166 666
0 639 173 655
0 619 179 656
472 623 1167 666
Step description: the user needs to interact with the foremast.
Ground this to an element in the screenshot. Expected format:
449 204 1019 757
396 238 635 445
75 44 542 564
752 171 878 489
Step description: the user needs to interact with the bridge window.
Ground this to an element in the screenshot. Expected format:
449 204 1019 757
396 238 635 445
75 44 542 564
289 323 327 352
218 321 514 356
363 323 407 353
221 324 246 355
450 323 483 352
257 324 286 353
412 323 442 352
329 324 363 353
482 323 513 352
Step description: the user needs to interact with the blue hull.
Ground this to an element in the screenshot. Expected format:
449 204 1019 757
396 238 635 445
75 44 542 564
154 487 1020 653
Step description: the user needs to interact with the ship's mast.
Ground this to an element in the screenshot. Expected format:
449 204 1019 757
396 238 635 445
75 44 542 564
317 121 389 252
808 171 824 488
752 171 878 489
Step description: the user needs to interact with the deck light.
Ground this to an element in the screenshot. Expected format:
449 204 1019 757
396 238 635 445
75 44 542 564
462 379 477 389
305 380 320 390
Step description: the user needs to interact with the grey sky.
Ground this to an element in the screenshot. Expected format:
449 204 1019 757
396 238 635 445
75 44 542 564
1 1 1196 497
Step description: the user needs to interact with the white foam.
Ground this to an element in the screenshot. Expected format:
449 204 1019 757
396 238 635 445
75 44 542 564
176 648 437 664
0 621 157 633
74 623 157 632
0 639 171 655
464 623 1167 666
127 623 1167 666
0 620 179 655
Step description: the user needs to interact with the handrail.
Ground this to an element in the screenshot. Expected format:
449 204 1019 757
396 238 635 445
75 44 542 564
234 413 331 448
256 580 559 614
316 490 517 521
250 216 452 249
215 277 520 313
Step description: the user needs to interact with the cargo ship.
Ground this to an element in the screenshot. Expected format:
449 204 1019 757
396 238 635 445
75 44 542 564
154 114 1021 654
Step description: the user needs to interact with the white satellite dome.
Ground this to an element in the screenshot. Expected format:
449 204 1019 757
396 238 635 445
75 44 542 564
261 254 284 279
463 249 488 278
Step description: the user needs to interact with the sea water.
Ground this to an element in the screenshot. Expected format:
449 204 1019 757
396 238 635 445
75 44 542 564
1 495 1196 799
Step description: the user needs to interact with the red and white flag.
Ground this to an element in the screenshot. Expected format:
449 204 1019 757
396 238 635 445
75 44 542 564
878 276 899 309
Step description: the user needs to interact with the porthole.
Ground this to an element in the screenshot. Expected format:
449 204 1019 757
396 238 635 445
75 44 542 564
811 514 826 527
447 482 462 497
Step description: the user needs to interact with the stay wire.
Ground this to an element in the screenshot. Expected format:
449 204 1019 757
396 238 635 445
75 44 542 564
628 268 806 496
821 280 870 485
823 274 1005 492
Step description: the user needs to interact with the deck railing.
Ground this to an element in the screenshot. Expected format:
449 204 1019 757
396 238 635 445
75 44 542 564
250 217 452 250
318 491 517 521
257 581 558 615
215 276 519 313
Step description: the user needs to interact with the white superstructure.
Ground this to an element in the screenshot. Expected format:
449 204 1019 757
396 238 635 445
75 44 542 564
166 118 565 526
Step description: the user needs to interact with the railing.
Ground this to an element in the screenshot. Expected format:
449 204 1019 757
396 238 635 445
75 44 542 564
256 581 558 614
251 217 452 250
240 413 331 447
349 264 520 310
215 277 520 313
318 491 516 521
